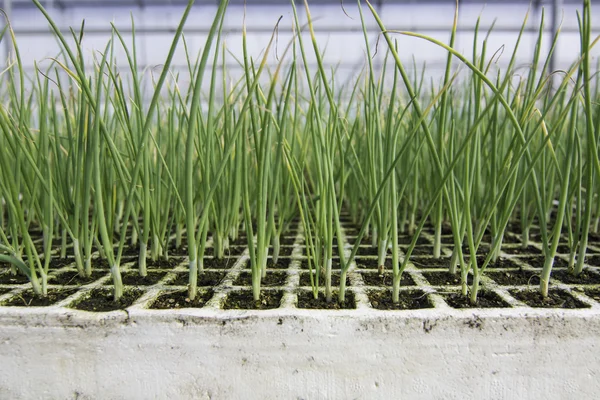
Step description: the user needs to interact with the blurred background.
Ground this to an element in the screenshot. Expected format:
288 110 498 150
1 0 598 89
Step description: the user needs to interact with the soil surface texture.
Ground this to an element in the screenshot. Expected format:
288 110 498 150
299 272 349 287
150 289 214 309
296 290 355 310
70 288 142 312
552 269 600 285
122 271 167 286
168 271 226 287
1 288 76 307
510 289 588 308
361 271 416 287
223 290 283 310
0 272 30 285
234 271 287 287
422 271 472 286
445 290 510 308
53 270 108 285
368 289 432 310
487 269 541 286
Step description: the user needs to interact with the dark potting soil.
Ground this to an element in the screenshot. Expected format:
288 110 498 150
406 246 435 256
445 290 510 309
204 257 239 269
222 290 283 310
120 245 141 257
223 246 246 256
483 257 517 268
517 256 568 268
510 289 589 309
361 271 416 287
585 255 600 266
497 234 521 244
0 271 30 285
487 269 541 286
296 290 355 310
354 258 379 269
122 271 168 286
70 288 142 312
279 236 297 245
53 270 108 285
33 238 63 253
459 243 491 254
168 271 227 287
299 271 349 287
276 246 294 256
244 258 292 270
358 246 380 256
149 289 214 309
0 287 11 295
90 259 112 269
233 271 288 287
410 256 452 269
267 258 291 269
368 289 432 310
440 236 455 244
49 258 76 269
502 245 542 255
422 271 472 286
583 287 600 302
300 260 340 270
555 244 572 254
398 236 429 245
1 288 76 307
142 258 181 269
167 246 188 256
551 269 600 285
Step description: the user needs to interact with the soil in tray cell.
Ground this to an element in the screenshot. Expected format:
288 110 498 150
296 290 355 310
122 271 168 286
299 271 350 287
244 258 292 269
368 289 432 310
402 245 435 256
223 290 283 310
551 269 600 285
0 271 30 285
69 288 143 312
358 246 381 256
0 287 12 295
167 246 188 256
47 258 75 269
444 290 511 309
233 271 287 287
279 236 297 245
516 256 568 268
168 271 227 287
204 257 239 270
422 271 472 286
361 271 416 287
1 288 76 307
149 289 214 309
502 245 543 255
129 258 181 270
510 289 589 309
410 256 452 269
582 287 600 302
53 270 108 285
586 255 600 266
487 269 541 286
275 246 294 256
398 236 429 245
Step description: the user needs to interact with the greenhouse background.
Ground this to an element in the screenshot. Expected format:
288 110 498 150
2 0 599 91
